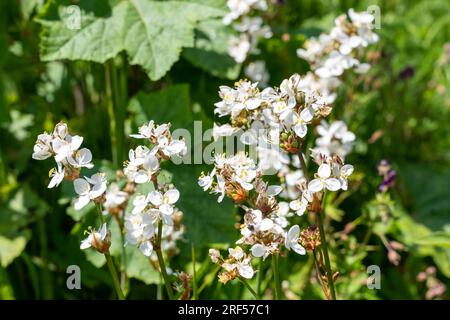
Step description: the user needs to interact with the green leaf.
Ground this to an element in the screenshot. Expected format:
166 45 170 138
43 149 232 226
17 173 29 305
413 232 450 248
183 19 241 79
128 84 192 129
170 164 237 248
0 231 30 267
38 0 225 80
124 246 160 284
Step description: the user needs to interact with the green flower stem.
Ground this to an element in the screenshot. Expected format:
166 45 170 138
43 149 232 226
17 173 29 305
104 62 118 166
156 220 175 300
239 277 259 300
257 258 263 298
191 242 198 300
105 253 125 300
272 254 283 300
95 204 125 300
317 194 337 300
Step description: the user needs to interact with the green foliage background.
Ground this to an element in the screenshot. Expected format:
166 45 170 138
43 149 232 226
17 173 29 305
0 0 449 299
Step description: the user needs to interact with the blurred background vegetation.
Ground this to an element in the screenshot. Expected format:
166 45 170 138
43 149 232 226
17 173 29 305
0 0 449 299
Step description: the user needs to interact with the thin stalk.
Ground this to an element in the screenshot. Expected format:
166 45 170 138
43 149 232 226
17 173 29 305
105 253 125 300
317 194 337 300
257 258 263 298
272 254 283 300
156 220 175 300
298 150 310 182
114 214 128 294
312 249 329 299
95 204 125 300
110 60 125 165
198 264 221 294
239 277 259 300
191 242 198 300
104 62 118 166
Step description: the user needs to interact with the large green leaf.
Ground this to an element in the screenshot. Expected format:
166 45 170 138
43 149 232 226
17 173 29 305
38 0 225 80
183 19 241 79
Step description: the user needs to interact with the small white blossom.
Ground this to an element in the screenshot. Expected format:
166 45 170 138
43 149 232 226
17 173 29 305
48 162 65 189
308 163 341 193
73 173 107 210
285 225 306 255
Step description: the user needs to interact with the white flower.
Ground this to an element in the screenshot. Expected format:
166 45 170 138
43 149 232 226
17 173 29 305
245 60 270 87
214 175 226 202
212 123 237 141
51 134 83 163
103 183 128 212
226 246 254 278
308 163 341 193
32 133 53 160
67 148 94 169
237 259 254 279
198 168 216 191
48 162 65 189
285 107 314 138
147 189 180 225
124 212 155 256
229 246 245 260
209 248 221 263
80 223 107 250
289 190 312 216
285 225 306 255
315 120 355 159
228 35 251 63
124 146 159 184
155 135 186 157
333 163 354 191
73 173 107 210
130 120 155 139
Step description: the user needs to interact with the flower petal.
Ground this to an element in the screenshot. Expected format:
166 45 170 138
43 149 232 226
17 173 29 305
165 189 180 204
325 178 341 191
318 163 331 179
73 178 90 195
148 191 163 207
251 244 266 258
139 241 153 256
308 179 324 193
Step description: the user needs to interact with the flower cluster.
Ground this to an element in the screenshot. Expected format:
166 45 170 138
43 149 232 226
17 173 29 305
199 152 258 203
209 246 254 284
124 187 184 257
296 9 379 107
213 74 331 155
124 122 186 257
32 122 108 211
124 121 186 184
312 120 355 160
297 9 378 80
309 153 354 193
223 0 272 64
32 122 94 188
